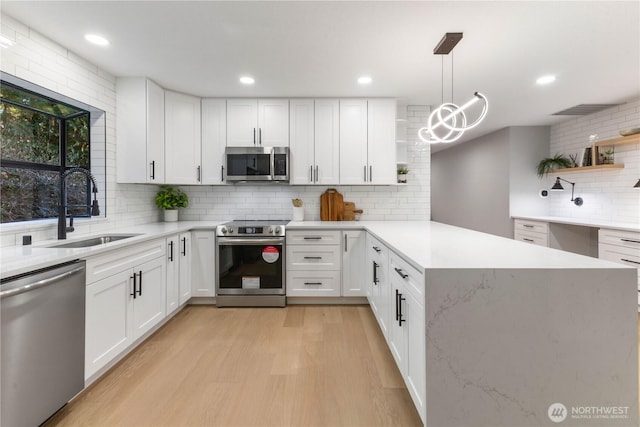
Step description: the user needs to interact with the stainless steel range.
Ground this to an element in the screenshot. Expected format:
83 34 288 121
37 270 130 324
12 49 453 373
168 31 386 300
215 220 286 307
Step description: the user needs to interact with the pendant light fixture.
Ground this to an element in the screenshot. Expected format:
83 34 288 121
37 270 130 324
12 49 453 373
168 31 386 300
418 32 489 144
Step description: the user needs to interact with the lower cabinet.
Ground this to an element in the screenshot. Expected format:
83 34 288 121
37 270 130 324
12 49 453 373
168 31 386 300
342 230 366 296
366 233 390 337
85 252 166 379
514 219 549 247
286 230 342 296
191 230 216 297
166 232 192 314
598 228 640 304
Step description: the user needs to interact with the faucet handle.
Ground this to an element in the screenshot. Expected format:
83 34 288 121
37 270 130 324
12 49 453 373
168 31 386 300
66 214 75 232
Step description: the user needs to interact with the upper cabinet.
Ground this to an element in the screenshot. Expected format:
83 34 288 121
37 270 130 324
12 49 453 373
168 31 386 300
227 99 289 146
201 99 227 185
116 78 165 184
164 91 202 184
340 99 397 185
289 99 340 185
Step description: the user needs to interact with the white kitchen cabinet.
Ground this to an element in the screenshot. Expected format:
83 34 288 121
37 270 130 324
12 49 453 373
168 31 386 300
598 228 640 304
289 99 340 185
116 77 165 184
227 99 289 146
166 232 192 313
201 99 227 184
340 99 397 184
367 99 397 184
165 90 202 184
191 230 216 297
388 251 426 421
286 230 341 297
85 242 167 379
366 233 390 337
342 230 366 296
514 219 549 247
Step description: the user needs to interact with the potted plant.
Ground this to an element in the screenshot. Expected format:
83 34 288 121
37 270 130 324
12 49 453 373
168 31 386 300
397 167 409 183
155 185 188 222
603 148 615 164
536 154 573 178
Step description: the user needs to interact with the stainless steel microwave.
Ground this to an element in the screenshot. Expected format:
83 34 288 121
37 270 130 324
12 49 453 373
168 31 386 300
224 147 289 183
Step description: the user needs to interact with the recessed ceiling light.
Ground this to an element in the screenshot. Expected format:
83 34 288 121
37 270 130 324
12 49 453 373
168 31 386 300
357 76 372 85
84 34 109 46
536 75 556 85
239 76 255 85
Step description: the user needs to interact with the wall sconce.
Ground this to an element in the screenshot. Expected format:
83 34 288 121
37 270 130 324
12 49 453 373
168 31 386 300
551 177 583 206
634 178 640 188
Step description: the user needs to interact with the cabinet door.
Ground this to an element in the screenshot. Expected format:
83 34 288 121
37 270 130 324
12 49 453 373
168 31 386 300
165 235 179 315
165 91 202 184
192 231 216 297
405 290 426 422
201 99 227 184
315 99 340 185
367 99 397 184
289 99 315 184
132 256 166 340
227 99 258 146
116 77 165 184
179 232 192 304
258 99 289 146
342 230 366 296
339 99 368 184
85 269 134 379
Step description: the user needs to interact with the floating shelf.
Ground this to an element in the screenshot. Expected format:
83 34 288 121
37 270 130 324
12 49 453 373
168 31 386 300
594 134 640 147
554 164 624 173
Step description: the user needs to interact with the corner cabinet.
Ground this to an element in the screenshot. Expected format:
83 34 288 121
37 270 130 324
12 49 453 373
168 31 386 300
116 77 165 183
165 91 202 184
339 99 397 185
227 99 289 146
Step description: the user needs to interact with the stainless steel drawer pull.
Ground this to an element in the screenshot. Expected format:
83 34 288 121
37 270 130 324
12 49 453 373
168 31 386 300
621 258 640 265
304 282 323 286
303 237 322 240
523 238 534 242
523 224 534 228
621 238 640 244
303 256 322 260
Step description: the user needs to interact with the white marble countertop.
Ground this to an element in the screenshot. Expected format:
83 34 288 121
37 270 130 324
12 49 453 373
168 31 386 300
512 215 640 233
2 220 632 280
288 220 630 271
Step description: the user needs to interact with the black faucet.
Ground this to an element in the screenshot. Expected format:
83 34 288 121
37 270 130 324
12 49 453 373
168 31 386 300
58 167 100 240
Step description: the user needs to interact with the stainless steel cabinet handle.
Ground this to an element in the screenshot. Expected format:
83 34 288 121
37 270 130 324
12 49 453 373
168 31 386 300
0 266 85 298
304 282 323 286
364 165 367 182
303 256 322 260
258 128 262 145
369 165 372 182
523 238 534 242
303 237 322 240
621 258 640 265
221 165 225 182
253 128 256 145
310 165 313 183
315 165 319 182
344 234 348 252
621 238 640 244
197 166 201 182
523 224 534 228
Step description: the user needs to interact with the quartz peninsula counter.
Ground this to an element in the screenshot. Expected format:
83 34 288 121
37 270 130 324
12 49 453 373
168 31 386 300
289 221 639 427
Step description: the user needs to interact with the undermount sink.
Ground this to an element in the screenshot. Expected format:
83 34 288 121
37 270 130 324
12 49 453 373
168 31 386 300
48 234 140 249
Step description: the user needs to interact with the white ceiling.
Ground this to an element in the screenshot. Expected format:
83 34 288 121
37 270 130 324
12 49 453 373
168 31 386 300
1 1 639 149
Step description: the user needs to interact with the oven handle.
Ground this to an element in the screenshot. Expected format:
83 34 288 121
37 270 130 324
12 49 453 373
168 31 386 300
216 237 285 245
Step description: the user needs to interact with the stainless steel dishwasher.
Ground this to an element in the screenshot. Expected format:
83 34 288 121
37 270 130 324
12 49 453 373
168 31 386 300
1 260 86 427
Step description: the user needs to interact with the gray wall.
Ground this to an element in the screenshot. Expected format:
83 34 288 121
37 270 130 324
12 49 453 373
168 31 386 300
431 126 549 238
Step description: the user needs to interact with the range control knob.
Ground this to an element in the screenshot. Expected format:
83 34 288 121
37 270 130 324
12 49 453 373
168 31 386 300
228 227 234 234
220 226 227 235
274 226 282 235
268 227 274 234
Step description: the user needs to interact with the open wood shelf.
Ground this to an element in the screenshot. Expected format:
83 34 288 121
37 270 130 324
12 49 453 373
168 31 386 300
594 134 640 147
554 164 624 173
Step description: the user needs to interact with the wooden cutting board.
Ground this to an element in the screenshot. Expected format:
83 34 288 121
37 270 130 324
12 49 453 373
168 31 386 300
343 202 363 221
320 188 344 221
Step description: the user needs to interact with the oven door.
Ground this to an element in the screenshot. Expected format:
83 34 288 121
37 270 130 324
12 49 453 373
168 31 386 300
225 147 273 182
216 237 285 295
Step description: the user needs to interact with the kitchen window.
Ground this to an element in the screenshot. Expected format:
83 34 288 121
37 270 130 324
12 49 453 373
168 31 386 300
0 79 98 224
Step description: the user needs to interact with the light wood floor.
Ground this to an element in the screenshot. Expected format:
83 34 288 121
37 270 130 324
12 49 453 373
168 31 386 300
45 305 422 427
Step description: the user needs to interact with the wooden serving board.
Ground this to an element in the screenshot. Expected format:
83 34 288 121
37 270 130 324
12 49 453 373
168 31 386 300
320 189 344 221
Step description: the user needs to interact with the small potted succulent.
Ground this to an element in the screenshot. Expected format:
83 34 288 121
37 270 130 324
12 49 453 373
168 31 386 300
155 185 188 222
397 167 409 183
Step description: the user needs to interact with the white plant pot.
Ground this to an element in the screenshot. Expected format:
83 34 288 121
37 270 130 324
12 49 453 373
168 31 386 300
293 206 304 222
397 174 407 183
164 209 178 222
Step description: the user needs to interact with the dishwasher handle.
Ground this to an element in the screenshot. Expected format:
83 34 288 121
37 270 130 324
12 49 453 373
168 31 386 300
0 266 85 299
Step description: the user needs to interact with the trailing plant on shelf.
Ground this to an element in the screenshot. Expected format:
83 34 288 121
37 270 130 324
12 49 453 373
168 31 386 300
536 154 573 178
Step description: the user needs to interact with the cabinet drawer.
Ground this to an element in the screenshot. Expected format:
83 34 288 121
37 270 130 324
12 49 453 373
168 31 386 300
599 243 640 268
286 270 341 296
287 230 341 245
514 230 548 247
514 219 548 235
286 245 341 270
85 239 166 284
598 228 640 250
367 233 389 260
389 251 424 300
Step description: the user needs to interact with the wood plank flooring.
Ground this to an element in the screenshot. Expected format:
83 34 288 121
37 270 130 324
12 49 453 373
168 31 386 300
44 305 422 427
